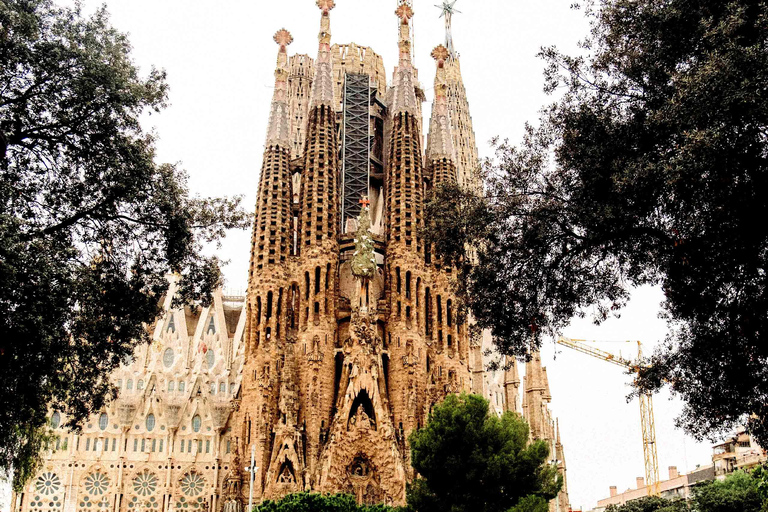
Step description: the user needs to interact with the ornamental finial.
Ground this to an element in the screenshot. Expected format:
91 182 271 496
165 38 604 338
431 45 449 66
273 29 293 50
435 0 460 56
317 0 335 14
395 3 414 23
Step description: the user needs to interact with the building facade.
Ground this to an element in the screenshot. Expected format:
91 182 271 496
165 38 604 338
11 2 570 511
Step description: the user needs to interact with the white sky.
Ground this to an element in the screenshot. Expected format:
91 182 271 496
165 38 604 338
1 1 717 511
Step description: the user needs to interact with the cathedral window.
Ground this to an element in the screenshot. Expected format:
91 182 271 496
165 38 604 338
83 471 109 496
206 349 215 369
266 292 273 320
437 296 443 325
146 414 155 432
141 439 146 452
226 439 231 453
152 439 157 452
205 440 210 453
159 439 163 452
179 381 185 392
111 438 116 451
85 438 90 451
166 314 176 333
219 382 226 393
98 413 108 431
405 272 411 298
137 380 144 391
210 383 216 395
116 379 122 389
256 297 262 325
50 412 60 429
206 315 216 334
305 273 310 300
192 415 202 433
163 348 174 368
134 439 138 451
447 300 453 327
168 381 174 392
326 263 331 290
179 440 184 453
180 472 205 497
315 266 321 294
127 379 133 390
396 267 401 293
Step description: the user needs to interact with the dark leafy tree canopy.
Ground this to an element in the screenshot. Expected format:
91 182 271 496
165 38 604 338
407 393 561 512
0 0 250 489
424 0 768 445
253 492 405 512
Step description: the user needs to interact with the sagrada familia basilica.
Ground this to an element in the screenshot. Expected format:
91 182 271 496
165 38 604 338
12 1 570 511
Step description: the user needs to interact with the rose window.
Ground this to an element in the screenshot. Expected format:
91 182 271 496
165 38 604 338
35 472 61 495
180 473 205 496
83 472 109 495
132 471 158 497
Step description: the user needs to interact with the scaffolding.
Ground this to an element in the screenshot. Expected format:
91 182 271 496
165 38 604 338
341 73 371 231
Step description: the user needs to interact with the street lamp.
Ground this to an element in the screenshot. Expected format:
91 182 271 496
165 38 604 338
244 444 259 512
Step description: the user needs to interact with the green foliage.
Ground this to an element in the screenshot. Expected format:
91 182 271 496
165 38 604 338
253 492 406 512
0 0 250 489
605 496 689 512
407 393 561 512
423 0 768 444
692 471 762 512
350 204 376 280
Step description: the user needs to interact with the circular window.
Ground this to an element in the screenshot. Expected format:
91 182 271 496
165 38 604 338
163 348 174 368
35 472 61 495
84 472 109 495
206 349 215 369
98 413 108 431
50 412 61 429
180 473 205 496
192 415 201 433
145 414 156 432
132 471 158 497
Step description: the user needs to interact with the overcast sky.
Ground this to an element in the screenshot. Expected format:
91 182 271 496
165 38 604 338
4 1 718 510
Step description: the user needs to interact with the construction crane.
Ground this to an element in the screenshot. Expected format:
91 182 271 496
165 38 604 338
556 337 661 496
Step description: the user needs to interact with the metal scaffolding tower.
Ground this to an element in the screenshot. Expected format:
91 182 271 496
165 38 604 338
341 73 371 231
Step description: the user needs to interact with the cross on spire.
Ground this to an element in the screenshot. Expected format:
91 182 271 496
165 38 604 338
435 0 461 56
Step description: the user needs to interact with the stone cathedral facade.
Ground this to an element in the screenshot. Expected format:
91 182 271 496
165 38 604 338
11 2 570 512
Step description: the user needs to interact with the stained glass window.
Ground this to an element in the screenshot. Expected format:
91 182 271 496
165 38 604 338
192 415 201 433
127 379 133 390
179 381 185 392
50 412 61 429
206 349 215 369
132 471 157 497
35 472 61 495
180 473 205 496
83 472 109 495
146 414 155 432
163 348 174 368
98 413 108 431
168 381 174 392
166 315 176 333
206 315 216 334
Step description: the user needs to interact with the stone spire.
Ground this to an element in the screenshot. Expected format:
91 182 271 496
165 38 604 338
555 420 571 512
310 0 335 108
391 2 419 116
524 351 549 440
300 0 339 250
503 355 521 413
427 44 456 178
265 29 293 148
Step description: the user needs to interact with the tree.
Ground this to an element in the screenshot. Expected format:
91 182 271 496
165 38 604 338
692 471 762 512
0 0 250 489
253 492 406 512
423 0 768 445
407 393 561 512
605 496 689 512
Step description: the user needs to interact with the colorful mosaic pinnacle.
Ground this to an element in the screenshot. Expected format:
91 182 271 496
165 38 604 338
431 44 450 65
395 3 414 22
317 0 335 13
273 28 293 49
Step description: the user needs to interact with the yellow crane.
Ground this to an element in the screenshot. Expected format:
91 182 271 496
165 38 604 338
556 337 661 496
